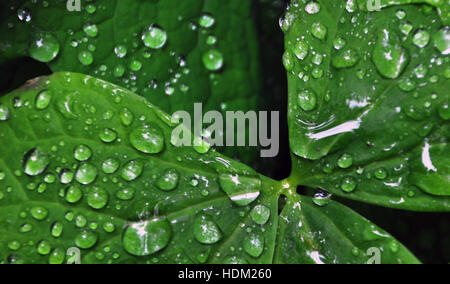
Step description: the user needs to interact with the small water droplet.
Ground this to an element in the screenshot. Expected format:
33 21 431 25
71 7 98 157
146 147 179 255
35 90 52 110
219 174 261 206
250 205 271 225
374 168 388 180
99 128 118 143
305 1 321 14
156 169 179 191
130 125 165 154
49 248 65 264
78 50 94 66
23 148 50 176
193 214 222 244
30 206 48 221
65 186 83 204
37 240 51 255
87 187 109 210
332 48 359 69
433 27 450 55
202 49 224 71
121 160 144 181
341 176 357 193
116 188 135 201
199 14 215 28
412 30 430 48
0 104 11 121
312 190 331 207
83 24 98 37
59 169 74 184
122 218 172 256
297 89 317 112
75 230 98 249
75 163 98 185
311 22 327 40
243 233 265 258
17 8 32 22
337 153 353 169
114 45 128 58
102 158 120 174
294 40 309 60
373 29 410 79
142 26 167 49
74 144 92 161
51 222 64 238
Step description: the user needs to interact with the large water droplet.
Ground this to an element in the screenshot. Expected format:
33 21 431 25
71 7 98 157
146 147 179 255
130 125 165 154
142 26 168 49
219 174 261 206
23 148 50 176
193 214 222 244
372 29 409 79
29 32 60 63
122 218 172 256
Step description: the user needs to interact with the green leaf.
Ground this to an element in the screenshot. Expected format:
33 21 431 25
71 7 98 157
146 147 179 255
0 0 262 165
0 72 420 264
0 72 281 264
274 194 420 264
284 0 449 210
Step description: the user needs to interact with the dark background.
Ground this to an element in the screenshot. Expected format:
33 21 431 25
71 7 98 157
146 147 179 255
0 0 448 264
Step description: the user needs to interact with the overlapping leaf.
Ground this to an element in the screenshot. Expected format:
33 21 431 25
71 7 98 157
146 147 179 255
284 0 449 211
0 0 263 165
